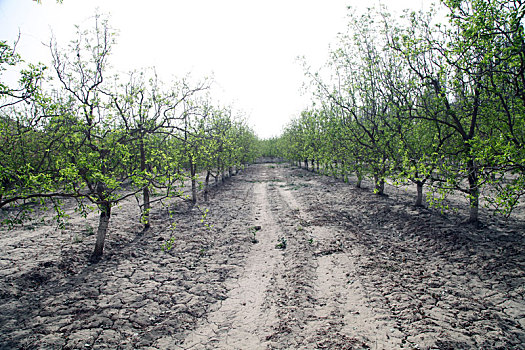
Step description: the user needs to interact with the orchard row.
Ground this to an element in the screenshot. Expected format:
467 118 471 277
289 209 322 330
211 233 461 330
0 16 258 259
264 0 524 223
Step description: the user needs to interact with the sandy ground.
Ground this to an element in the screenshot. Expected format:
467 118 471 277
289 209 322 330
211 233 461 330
0 163 524 349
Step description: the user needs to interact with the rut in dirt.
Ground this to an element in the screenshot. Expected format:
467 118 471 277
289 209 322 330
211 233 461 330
182 177 283 349
181 164 399 349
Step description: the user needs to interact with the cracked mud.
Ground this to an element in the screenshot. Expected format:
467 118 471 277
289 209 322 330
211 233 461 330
1 163 524 349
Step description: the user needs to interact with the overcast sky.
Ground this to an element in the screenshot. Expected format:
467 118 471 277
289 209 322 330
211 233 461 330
0 0 430 138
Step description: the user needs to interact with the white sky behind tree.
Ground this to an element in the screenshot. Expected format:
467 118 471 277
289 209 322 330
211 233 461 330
0 0 431 138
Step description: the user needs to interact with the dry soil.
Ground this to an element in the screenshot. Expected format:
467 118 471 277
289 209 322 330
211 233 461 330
0 163 524 349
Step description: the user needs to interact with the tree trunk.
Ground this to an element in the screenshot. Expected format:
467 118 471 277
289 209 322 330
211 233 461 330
142 186 150 229
92 201 111 260
356 170 363 188
191 163 197 205
469 195 479 223
139 135 150 230
304 159 308 170
467 159 479 223
415 181 424 207
374 174 384 195
204 170 211 202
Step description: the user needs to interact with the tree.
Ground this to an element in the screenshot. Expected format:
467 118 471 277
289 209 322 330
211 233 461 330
277 2 523 221
1 13 259 260
309 8 402 195
442 0 525 217
48 15 144 258
1 38 47 109
111 70 209 228
388 1 524 222
0 38 60 224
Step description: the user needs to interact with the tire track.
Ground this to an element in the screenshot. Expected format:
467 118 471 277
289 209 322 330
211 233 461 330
263 182 318 349
182 170 284 349
269 177 400 349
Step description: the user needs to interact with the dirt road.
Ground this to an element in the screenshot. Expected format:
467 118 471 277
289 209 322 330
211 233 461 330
1 163 524 349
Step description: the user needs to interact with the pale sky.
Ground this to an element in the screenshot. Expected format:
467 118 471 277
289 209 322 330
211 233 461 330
0 0 430 138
